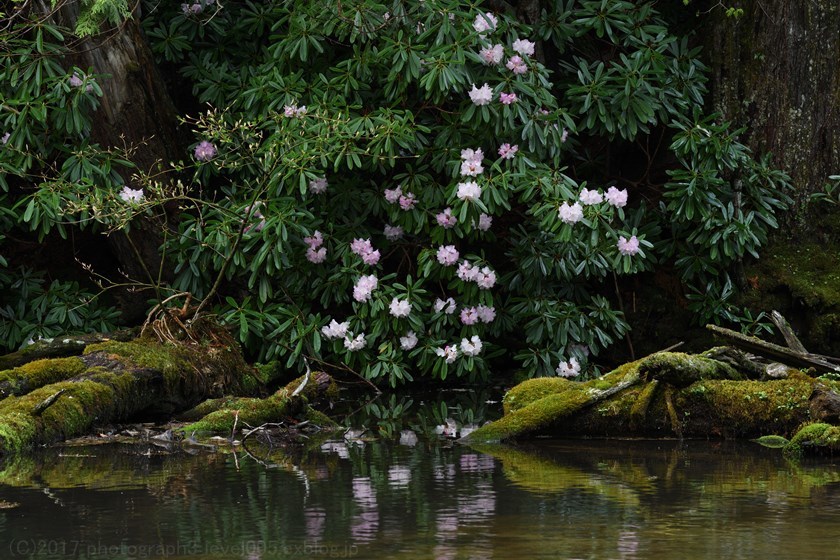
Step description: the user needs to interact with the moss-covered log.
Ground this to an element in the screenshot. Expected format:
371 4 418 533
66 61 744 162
178 371 339 434
0 336 268 454
462 351 833 444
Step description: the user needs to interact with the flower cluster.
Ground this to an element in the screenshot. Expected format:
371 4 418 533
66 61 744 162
457 261 496 289
194 141 216 162
400 331 418 350
344 333 366 351
460 304 495 325
353 274 378 302
389 297 411 318
304 231 327 263
476 213 493 231
321 319 349 339
556 357 581 377
435 345 459 363
456 181 481 202
479 44 504 65
499 92 517 105
436 208 457 229
460 335 483 357
468 83 493 106
309 177 328 194
460 148 484 176
384 224 403 240
283 103 307 117
506 55 527 75
605 186 628 208
1 132 9 145
434 297 457 314
350 238 380 265
473 12 498 34
617 235 640 256
181 0 214 14
437 245 459 266
119 186 144 203
498 143 518 160
558 202 583 224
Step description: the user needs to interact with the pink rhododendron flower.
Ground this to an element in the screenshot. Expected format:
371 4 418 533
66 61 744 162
1 132 9 144
384 187 402 204
476 304 496 323
475 266 496 289
561 128 569 143
512 38 535 57
460 148 484 163
472 12 498 34
498 143 518 159
350 238 380 265
436 208 458 229
306 247 327 263
389 297 411 318
194 141 216 161
434 297 457 314
119 186 144 203
556 357 580 377
477 213 493 231
457 261 478 282
460 159 484 176
479 44 504 65
506 56 527 74
344 333 366 351
579 188 603 205
283 103 307 117
353 274 379 301
460 307 479 325
400 331 418 350
605 186 628 208
309 177 328 194
558 201 583 224
435 345 459 363
468 83 493 106
617 235 640 256
456 181 482 202
460 335 483 356
399 193 417 210
321 319 349 339
437 245 459 266
69 73 83 87
499 92 517 105
384 224 403 240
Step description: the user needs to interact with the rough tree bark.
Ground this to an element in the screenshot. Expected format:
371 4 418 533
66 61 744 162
708 1 840 224
34 0 185 321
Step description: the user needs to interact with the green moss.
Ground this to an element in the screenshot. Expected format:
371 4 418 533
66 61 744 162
304 407 339 428
785 423 840 457
181 396 292 434
0 357 86 397
753 435 790 448
503 378 573 414
84 340 190 384
639 352 742 387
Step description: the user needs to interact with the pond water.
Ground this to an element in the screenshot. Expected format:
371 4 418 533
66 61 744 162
1 394 840 559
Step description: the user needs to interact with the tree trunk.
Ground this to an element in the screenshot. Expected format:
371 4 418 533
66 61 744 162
35 0 185 321
707 1 840 227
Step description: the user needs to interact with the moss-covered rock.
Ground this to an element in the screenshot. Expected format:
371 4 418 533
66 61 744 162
0 357 87 397
785 422 840 457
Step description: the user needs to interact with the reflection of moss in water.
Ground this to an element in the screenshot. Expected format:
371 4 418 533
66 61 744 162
0 445 228 490
471 444 644 506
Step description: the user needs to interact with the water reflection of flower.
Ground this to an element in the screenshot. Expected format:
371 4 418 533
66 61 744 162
388 465 412 488
459 453 495 473
617 529 639 558
304 507 326 543
351 476 380 544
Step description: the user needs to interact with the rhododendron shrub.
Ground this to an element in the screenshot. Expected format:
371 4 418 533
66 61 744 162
0 1 790 382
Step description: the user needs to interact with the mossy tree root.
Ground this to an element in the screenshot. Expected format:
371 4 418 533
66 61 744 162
179 371 337 434
0 338 256 455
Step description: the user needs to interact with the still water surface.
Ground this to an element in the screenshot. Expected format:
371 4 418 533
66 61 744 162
1 435 839 560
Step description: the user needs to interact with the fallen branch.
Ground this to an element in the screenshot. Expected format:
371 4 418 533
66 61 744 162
706 324 840 374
